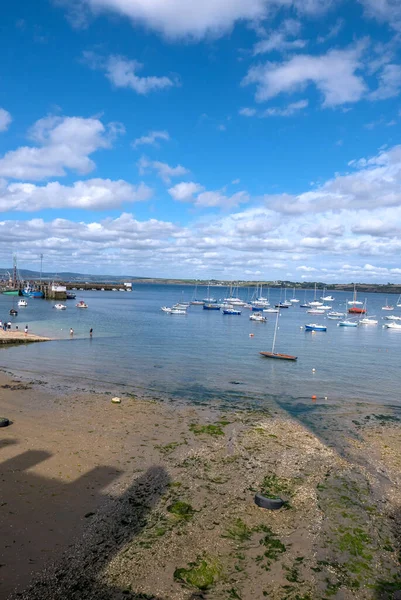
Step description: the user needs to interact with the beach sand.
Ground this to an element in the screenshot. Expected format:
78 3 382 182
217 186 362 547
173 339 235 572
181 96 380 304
1 371 401 599
0 330 50 344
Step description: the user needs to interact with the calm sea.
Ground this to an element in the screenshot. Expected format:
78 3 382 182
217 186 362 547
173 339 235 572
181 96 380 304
0 285 400 414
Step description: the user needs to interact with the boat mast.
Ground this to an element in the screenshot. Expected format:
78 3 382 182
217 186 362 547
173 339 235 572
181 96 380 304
271 309 280 354
12 255 17 288
40 253 43 284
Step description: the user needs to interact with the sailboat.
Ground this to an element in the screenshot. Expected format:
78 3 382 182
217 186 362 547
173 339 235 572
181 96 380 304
348 285 365 313
260 310 297 361
203 284 220 310
309 284 323 307
290 287 299 303
190 283 204 305
397 295 401 308
382 298 394 311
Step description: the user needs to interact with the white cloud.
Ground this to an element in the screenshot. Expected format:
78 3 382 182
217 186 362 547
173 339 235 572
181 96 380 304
0 115 122 180
195 190 250 208
263 99 308 116
61 0 337 39
0 178 152 211
132 130 170 148
243 43 367 107
168 181 204 201
138 156 189 183
0 108 12 132
370 64 401 100
83 52 176 94
253 20 306 55
169 182 250 208
239 107 257 117
359 0 401 31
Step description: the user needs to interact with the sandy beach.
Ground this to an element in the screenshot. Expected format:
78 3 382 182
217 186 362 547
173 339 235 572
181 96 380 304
0 330 50 344
1 371 401 599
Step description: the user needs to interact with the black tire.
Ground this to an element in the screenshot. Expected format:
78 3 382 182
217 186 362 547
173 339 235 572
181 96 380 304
254 493 284 510
0 417 10 428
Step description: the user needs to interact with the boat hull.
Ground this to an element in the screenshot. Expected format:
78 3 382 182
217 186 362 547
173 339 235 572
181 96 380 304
348 307 366 314
305 325 327 331
203 304 220 310
22 290 44 298
260 352 297 361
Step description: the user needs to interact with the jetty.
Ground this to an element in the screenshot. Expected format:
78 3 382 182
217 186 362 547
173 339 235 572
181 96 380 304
0 331 50 345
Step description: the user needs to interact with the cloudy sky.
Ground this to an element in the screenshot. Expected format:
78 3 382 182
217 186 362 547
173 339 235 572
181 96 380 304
1 0 401 281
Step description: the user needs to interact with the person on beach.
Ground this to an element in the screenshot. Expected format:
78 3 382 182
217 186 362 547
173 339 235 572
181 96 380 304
15 325 18 330
7 322 11 329
70 328 74 336
89 328 93 337
24 325 28 335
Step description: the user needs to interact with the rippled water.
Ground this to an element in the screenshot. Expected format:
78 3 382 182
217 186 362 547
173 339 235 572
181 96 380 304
0 285 400 412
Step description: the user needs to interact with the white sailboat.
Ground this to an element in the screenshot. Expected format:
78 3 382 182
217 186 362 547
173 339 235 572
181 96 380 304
309 284 323 307
290 287 299 303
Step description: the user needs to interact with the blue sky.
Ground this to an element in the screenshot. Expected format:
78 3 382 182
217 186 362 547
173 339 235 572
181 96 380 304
1 0 401 281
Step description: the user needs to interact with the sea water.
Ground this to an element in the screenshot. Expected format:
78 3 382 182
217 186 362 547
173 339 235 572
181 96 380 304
0 285 399 413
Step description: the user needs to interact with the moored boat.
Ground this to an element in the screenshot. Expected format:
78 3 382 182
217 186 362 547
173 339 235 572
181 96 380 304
382 298 394 311
338 320 358 327
203 303 220 310
54 303 67 310
359 317 378 325
260 310 297 361
305 323 327 332
76 300 88 308
250 313 267 322
384 322 401 329
18 299 27 307
223 308 241 315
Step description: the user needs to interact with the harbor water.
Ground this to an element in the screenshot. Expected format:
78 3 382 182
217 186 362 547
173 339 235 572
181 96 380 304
0 285 399 414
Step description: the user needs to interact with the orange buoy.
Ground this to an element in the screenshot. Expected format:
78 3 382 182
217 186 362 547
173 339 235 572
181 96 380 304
249 333 254 337
311 395 317 400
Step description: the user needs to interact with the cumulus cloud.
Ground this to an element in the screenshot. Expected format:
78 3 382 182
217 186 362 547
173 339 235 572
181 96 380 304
82 52 177 94
0 178 152 211
0 115 123 180
168 182 250 208
0 108 12 132
138 156 189 183
132 130 169 148
243 43 367 106
60 0 337 39
168 181 204 201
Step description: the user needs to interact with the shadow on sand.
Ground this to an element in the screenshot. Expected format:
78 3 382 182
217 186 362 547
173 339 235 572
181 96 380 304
0 442 170 600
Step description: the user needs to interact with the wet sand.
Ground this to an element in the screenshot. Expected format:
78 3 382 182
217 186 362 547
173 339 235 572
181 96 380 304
1 372 401 599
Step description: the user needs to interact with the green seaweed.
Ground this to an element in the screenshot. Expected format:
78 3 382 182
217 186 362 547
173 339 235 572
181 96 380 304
223 518 253 542
167 501 195 520
174 557 222 590
260 473 293 499
189 423 225 437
